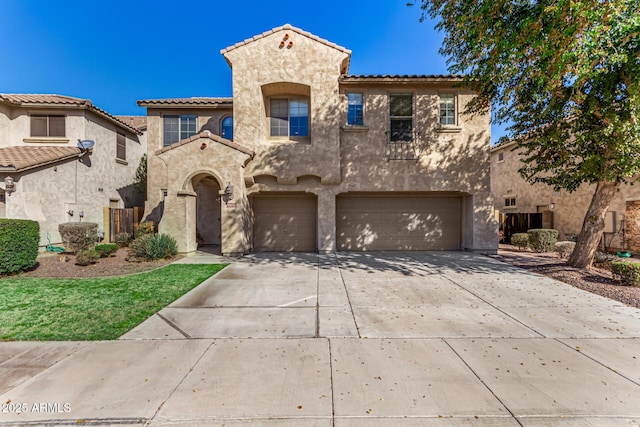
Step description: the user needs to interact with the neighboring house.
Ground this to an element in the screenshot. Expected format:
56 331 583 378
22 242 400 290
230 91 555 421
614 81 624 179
138 24 496 255
491 139 640 251
0 94 147 247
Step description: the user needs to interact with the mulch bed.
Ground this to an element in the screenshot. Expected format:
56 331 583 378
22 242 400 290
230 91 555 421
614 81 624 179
495 249 640 308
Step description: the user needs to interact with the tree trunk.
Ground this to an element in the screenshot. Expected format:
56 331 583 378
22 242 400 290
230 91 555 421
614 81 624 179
567 179 620 268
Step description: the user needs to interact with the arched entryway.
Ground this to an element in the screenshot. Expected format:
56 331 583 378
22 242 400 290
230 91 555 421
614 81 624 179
193 175 222 253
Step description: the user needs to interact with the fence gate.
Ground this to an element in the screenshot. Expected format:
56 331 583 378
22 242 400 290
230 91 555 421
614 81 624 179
109 208 134 242
500 213 543 243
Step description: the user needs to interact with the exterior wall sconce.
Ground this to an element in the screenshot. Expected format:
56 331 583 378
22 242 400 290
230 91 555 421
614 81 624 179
3 176 16 196
218 182 233 204
549 202 555 210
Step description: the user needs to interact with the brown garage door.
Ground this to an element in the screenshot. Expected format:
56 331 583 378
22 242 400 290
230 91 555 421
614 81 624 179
336 194 461 251
253 194 317 252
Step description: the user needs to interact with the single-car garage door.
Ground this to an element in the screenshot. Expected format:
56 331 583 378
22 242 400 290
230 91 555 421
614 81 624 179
336 194 461 251
253 194 317 251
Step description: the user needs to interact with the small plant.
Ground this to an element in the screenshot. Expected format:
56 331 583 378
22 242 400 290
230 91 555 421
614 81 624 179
129 233 178 261
115 233 131 247
510 233 529 251
94 243 119 258
555 241 576 259
75 249 100 266
611 261 640 286
527 229 559 253
59 222 98 253
0 219 39 275
134 221 155 239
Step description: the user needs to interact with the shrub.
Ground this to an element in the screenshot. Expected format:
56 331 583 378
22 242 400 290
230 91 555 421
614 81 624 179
527 229 559 253
129 233 178 261
0 219 39 275
611 261 640 286
75 249 100 266
555 241 576 259
134 221 155 239
58 222 98 253
115 233 131 247
510 233 529 251
94 243 119 258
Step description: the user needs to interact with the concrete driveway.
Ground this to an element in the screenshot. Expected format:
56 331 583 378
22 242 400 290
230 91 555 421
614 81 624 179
1 252 640 426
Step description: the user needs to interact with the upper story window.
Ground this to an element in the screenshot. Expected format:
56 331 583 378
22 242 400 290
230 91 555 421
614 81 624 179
163 115 197 146
497 150 505 162
270 98 309 138
439 94 456 125
221 116 233 141
347 93 364 126
116 132 126 162
504 197 517 208
31 115 65 137
389 93 413 142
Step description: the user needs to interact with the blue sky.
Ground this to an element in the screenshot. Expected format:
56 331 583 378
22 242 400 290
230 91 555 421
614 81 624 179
0 0 506 142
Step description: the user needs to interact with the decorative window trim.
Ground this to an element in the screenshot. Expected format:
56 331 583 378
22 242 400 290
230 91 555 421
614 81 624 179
23 137 70 144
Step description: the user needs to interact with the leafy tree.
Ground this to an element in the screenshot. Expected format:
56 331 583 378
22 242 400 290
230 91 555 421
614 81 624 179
134 153 147 200
416 0 640 267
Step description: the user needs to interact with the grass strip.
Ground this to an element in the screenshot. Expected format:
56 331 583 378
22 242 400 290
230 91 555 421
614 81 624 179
0 264 225 341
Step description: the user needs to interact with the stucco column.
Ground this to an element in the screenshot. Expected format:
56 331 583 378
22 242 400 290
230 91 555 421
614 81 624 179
317 189 336 253
158 190 197 254
221 193 251 256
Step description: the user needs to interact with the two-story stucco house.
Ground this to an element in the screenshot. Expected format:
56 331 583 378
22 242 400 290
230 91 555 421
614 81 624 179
0 94 147 246
492 140 640 252
138 24 496 256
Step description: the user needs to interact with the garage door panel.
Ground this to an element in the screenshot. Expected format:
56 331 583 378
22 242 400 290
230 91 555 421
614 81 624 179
253 196 317 252
337 195 461 251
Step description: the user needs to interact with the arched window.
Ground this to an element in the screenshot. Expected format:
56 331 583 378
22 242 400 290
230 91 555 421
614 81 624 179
222 116 233 141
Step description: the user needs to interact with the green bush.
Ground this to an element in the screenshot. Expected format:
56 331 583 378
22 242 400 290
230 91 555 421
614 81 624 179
510 233 529 251
94 243 119 258
58 222 98 253
527 229 559 253
75 249 100 266
0 219 39 275
555 241 576 259
611 261 640 286
129 233 178 261
115 233 131 247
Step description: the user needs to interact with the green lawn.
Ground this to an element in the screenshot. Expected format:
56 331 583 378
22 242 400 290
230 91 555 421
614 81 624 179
0 264 226 341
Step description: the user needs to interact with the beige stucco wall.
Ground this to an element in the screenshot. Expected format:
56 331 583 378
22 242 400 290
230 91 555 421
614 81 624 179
491 143 640 249
0 105 146 246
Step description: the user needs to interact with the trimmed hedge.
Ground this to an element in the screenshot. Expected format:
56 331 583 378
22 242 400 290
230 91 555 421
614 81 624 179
95 243 119 258
75 249 100 266
510 233 529 251
0 219 40 275
611 261 640 286
555 241 576 259
527 229 559 253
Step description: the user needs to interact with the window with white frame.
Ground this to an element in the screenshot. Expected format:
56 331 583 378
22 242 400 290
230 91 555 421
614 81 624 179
269 98 309 138
347 93 364 126
504 197 517 208
389 93 413 141
163 115 197 146
439 94 456 125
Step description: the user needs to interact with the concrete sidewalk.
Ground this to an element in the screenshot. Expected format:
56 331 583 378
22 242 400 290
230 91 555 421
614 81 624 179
1 251 639 426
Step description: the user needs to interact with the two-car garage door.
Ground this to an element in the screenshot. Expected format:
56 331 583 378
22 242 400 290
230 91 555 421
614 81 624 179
252 193 462 252
336 194 461 251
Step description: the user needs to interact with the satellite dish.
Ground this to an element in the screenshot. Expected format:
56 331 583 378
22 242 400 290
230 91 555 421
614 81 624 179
77 140 95 150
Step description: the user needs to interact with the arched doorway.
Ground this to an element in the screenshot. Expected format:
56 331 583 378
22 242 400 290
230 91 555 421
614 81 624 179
194 175 222 253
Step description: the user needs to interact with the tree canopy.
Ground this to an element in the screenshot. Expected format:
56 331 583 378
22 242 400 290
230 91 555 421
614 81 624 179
417 0 640 267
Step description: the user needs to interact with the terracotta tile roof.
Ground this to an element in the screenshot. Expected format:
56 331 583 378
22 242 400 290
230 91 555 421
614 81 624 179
137 97 233 107
0 94 143 136
116 115 147 131
341 74 466 82
155 131 254 158
220 24 352 57
0 146 81 172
